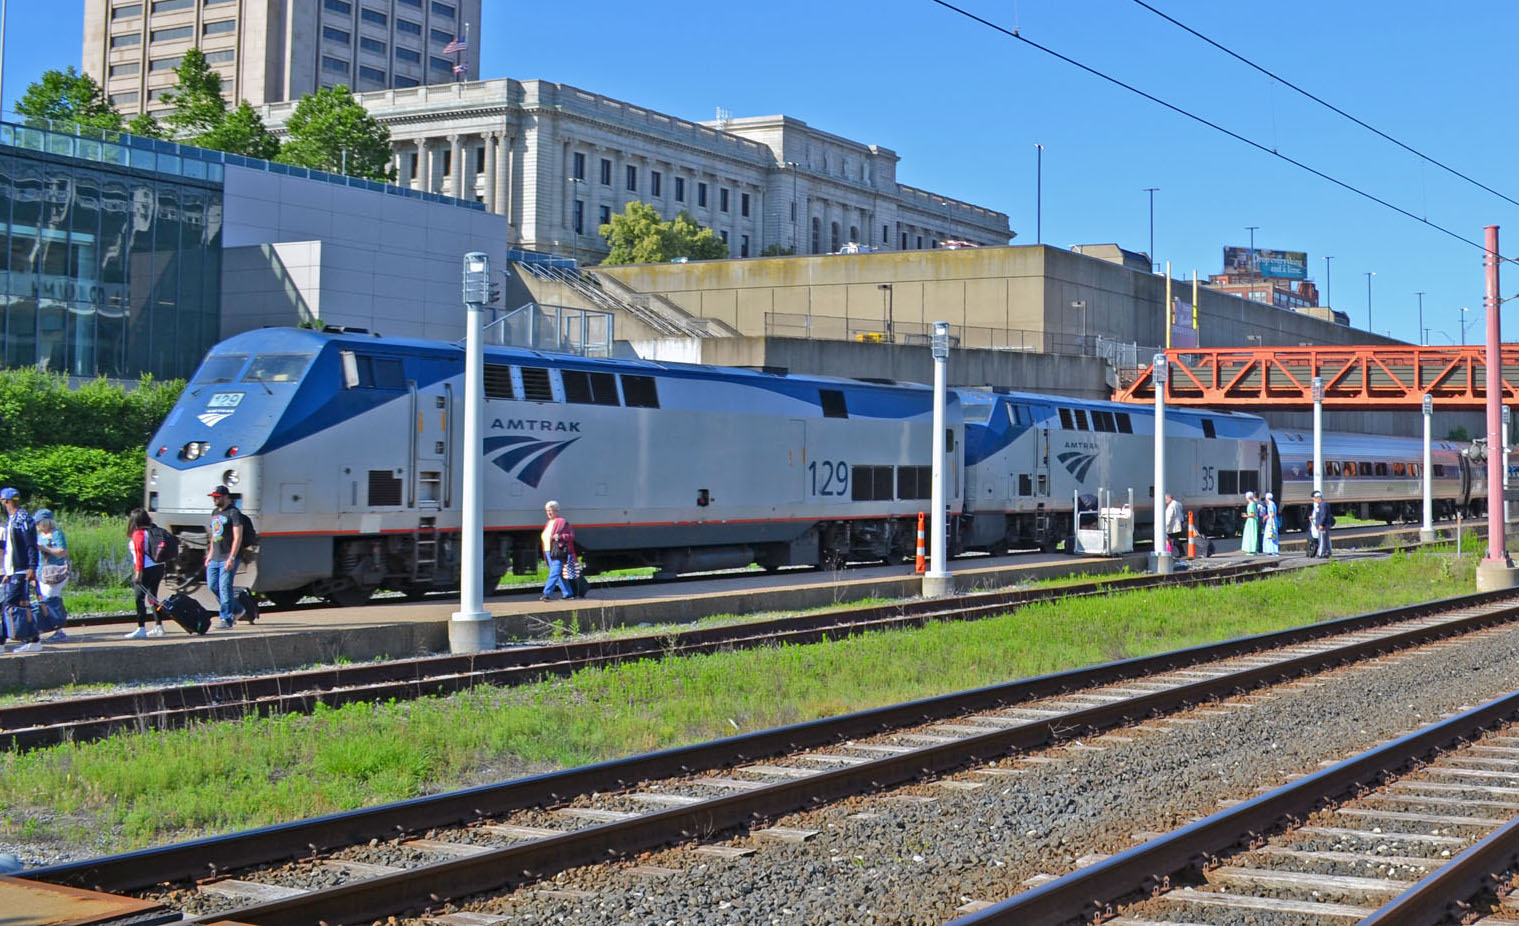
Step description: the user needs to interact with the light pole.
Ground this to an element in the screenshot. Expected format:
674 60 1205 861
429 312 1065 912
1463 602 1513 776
1152 352 1171 574
1144 188 1159 272
877 283 894 343
1461 306 1473 344
1421 394 1434 543
1323 255 1333 307
566 176 585 266
1415 291 1426 345
1035 144 1045 245
923 321 954 597
1245 226 1259 281
452 252 496 653
785 161 799 253
1365 271 1375 333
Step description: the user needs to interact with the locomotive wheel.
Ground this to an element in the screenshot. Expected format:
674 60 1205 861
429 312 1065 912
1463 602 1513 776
326 584 376 607
265 590 302 609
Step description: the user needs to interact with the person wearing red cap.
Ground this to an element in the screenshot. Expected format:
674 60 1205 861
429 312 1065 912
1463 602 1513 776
204 485 247 629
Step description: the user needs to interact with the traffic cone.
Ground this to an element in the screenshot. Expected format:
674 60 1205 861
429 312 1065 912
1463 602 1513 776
915 511 926 574
1186 510 1197 559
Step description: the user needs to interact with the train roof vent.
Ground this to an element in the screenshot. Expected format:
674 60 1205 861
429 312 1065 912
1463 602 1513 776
321 325 381 337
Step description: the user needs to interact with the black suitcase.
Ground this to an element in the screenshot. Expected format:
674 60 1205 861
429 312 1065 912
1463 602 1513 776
235 588 260 624
135 584 213 635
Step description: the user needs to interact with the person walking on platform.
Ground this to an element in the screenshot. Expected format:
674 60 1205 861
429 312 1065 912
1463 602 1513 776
1241 491 1261 555
33 509 70 641
205 485 247 629
540 500 577 601
1163 493 1185 559
1311 490 1333 558
1262 492 1280 556
127 508 167 639
1 488 41 653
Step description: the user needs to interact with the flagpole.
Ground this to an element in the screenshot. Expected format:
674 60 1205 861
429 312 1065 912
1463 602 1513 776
456 22 468 83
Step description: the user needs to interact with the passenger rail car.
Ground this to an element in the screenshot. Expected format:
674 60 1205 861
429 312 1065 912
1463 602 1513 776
146 329 966 604
1272 430 1484 528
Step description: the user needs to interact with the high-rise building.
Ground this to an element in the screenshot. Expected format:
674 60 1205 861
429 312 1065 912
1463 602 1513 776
83 0 482 116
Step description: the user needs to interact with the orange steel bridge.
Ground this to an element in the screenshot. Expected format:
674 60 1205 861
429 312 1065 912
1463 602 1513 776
1112 345 1519 409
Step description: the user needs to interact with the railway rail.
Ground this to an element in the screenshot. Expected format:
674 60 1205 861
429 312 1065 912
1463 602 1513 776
950 688 1519 925
22 585 1519 925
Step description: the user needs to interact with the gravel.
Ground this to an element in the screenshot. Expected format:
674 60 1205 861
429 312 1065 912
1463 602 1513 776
408 622 1519 925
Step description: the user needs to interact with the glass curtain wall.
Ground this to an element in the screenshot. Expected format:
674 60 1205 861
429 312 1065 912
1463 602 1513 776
0 149 222 379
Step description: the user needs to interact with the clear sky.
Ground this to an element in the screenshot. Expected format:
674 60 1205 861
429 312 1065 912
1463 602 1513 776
8 0 1518 346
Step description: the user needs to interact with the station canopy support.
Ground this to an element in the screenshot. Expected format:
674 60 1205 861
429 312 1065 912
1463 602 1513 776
1112 345 1519 409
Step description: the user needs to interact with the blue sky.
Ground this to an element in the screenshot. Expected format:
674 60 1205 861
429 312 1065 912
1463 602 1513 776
10 0 1518 345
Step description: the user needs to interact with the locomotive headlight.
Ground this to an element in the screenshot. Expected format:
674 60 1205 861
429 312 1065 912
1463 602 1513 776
183 442 202 461
149 468 158 486
223 469 239 486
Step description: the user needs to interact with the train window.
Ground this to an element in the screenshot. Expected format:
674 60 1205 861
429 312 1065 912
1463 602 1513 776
519 367 555 402
898 465 932 500
483 363 515 400
563 370 619 406
242 353 313 383
1408 463 1420 478
1305 460 1314 476
962 403 993 423
1357 461 1373 476
820 389 848 418
1073 409 1090 431
621 374 659 408
1092 410 1115 432
341 352 405 390
1058 408 1074 430
1327 461 1341 476
193 353 248 384
1391 462 1405 476
1115 413 1133 434
1341 460 1356 476
1374 462 1389 476
1434 464 1448 477
1202 419 1216 439
1007 404 1033 427
851 465 894 501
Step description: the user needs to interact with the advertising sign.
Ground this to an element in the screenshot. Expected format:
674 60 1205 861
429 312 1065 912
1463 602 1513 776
1170 297 1197 348
1223 246 1308 280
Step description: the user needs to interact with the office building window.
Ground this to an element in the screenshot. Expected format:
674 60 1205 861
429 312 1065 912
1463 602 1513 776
441 149 451 176
149 56 182 71
358 65 386 82
916 235 923 249
599 158 611 185
395 47 420 63
430 27 452 44
147 87 173 101
205 0 237 5
573 200 584 235
475 146 485 172
395 75 419 86
150 25 193 41
360 8 387 25
203 19 235 34
697 182 707 207
109 33 142 49
741 192 750 217
110 91 140 104
849 225 858 243
625 164 637 192
740 235 749 257
397 0 420 6
205 49 235 63
360 36 386 54
882 224 888 243
397 18 421 34
152 0 193 11
432 1 454 16
719 188 729 212
720 230 728 243
109 62 141 77
324 0 351 11
112 4 142 18
322 26 351 43
674 177 685 202
790 201 796 221
598 204 610 226
427 55 452 72
901 232 908 249
650 170 661 197
322 55 350 74
572 152 586 180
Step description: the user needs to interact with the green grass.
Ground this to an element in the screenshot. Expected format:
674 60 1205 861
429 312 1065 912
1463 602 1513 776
0 548 1476 854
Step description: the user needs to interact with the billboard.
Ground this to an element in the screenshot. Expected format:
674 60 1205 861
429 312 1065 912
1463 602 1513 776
1223 246 1308 280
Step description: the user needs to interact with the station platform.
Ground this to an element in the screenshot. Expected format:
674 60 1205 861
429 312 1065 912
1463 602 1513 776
0 523 1455 693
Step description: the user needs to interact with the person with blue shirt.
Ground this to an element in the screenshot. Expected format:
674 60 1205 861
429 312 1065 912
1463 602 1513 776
1 488 42 653
33 509 70 641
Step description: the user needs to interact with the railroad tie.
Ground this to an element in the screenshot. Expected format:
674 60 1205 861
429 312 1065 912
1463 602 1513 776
1162 887 1376 919
754 826 819 843
1206 865 1414 900
198 879 306 902
479 824 564 840
626 793 705 806
403 838 494 856
736 764 820 779
429 913 512 925
554 808 640 823
317 859 405 877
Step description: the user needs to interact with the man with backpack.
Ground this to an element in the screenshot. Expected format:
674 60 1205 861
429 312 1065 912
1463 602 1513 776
206 485 249 629
1 487 42 653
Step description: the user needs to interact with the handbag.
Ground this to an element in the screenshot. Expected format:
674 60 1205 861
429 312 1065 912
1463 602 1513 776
39 564 69 586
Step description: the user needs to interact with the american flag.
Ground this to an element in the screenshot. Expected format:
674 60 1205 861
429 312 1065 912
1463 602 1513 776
453 62 468 75
443 37 467 55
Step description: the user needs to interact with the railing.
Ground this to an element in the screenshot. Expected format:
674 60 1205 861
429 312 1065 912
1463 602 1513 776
762 313 1139 358
484 302 614 357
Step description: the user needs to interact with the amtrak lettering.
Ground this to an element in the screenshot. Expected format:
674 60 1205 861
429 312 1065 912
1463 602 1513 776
490 419 582 432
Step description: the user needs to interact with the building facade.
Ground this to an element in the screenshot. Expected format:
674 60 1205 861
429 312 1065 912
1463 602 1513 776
260 79 1013 261
84 0 482 115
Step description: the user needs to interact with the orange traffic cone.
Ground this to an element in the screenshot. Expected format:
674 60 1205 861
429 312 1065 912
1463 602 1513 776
915 511 926 574
1186 510 1197 559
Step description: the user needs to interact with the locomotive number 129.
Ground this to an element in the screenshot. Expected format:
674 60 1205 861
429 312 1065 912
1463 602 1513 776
808 460 849 496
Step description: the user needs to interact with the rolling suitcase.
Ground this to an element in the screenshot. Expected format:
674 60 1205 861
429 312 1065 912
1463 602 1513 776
235 588 260 624
135 584 213 635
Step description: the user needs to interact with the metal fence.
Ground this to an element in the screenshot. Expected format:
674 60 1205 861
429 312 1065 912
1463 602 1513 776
763 313 1148 361
485 303 614 357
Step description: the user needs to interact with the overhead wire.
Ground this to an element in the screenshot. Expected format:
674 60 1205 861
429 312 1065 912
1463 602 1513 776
925 0 1504 260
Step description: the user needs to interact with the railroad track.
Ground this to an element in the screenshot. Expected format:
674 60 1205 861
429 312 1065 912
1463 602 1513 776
22 586 1519 925
950 688 1519 925
1 556 1293 751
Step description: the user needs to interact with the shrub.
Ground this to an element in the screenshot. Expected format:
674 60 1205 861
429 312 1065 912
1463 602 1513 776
0 369 182 454
0 445 143 516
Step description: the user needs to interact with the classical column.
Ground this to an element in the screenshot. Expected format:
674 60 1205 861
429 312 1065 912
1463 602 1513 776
448 134 463 199
484 132 499 214
500 134 513 234
413 138 426 191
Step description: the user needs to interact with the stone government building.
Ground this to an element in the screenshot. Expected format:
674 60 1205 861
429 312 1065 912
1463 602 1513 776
260 78 1012 261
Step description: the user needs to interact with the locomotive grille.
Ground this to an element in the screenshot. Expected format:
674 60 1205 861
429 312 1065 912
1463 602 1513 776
368 470 403 507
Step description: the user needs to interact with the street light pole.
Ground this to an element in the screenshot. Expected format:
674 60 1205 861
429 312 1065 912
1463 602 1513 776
1365 272 1375 333
1323 255 1333 307
1461 306 1471 345
1035 144 1045 246
1416 291 1426 345
452 252 496 653
1245 226 1259 282
877 284 894 343
566 176 585 266
1144 188 1159 272
923 322 954 597
786 161 799 253
1152 352 1172 574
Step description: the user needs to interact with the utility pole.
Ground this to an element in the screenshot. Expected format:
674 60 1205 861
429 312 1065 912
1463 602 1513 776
1245 226 1259 282
452 252 496 652
1415 291 1426 345
1365 271 1376 332
1036 144 1045 246
1323 255 1333 307
923 322 954 597
1477 224 1517 590
1144 188 1159 272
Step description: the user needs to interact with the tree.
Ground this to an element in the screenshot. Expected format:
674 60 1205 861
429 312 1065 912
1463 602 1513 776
198 101 280 160
600 201 729 264
161 48 229 140
125 112 166 140
275 86 393 180
759 244 794 257
15 67 123 132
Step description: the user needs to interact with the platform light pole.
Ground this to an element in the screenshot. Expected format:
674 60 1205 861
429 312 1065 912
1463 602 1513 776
1312 376 1323 498
1151 352 1172 574
923 321 954 597
451 252 496 652
1144 187 1158 272
1323 255 1333 308
1421 394 1434 543
1477 224 1517 589
1415 291 1426 345
1365 271 1376 332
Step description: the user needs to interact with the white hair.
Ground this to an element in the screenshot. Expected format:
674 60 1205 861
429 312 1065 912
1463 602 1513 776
544 500 560 512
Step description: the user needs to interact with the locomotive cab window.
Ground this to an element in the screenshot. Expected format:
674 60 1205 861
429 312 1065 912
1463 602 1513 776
1115 412 1133 434
1058 408 1074 429
620 374 659 408
340 351 404 390
483 363 515 399
519 367 555 402
243 353 313 383
820 389 848 418
1092 410 1115 432
193 353 248 384
1073 409 1089 431
562 370 619 405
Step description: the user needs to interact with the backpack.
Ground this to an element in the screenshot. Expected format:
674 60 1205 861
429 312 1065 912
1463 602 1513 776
146 525 180 564
237 510 258 549
1325 512 1337 528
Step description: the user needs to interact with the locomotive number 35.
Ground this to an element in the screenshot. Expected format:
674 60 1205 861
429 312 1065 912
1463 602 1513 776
808 460 850 496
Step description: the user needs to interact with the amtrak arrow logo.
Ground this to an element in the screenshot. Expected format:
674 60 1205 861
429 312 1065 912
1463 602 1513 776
197 411 233 427
1057 450 1098 482
483 435 580 488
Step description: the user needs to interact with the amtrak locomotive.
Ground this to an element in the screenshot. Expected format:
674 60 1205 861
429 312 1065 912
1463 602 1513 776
144 329 1487 605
